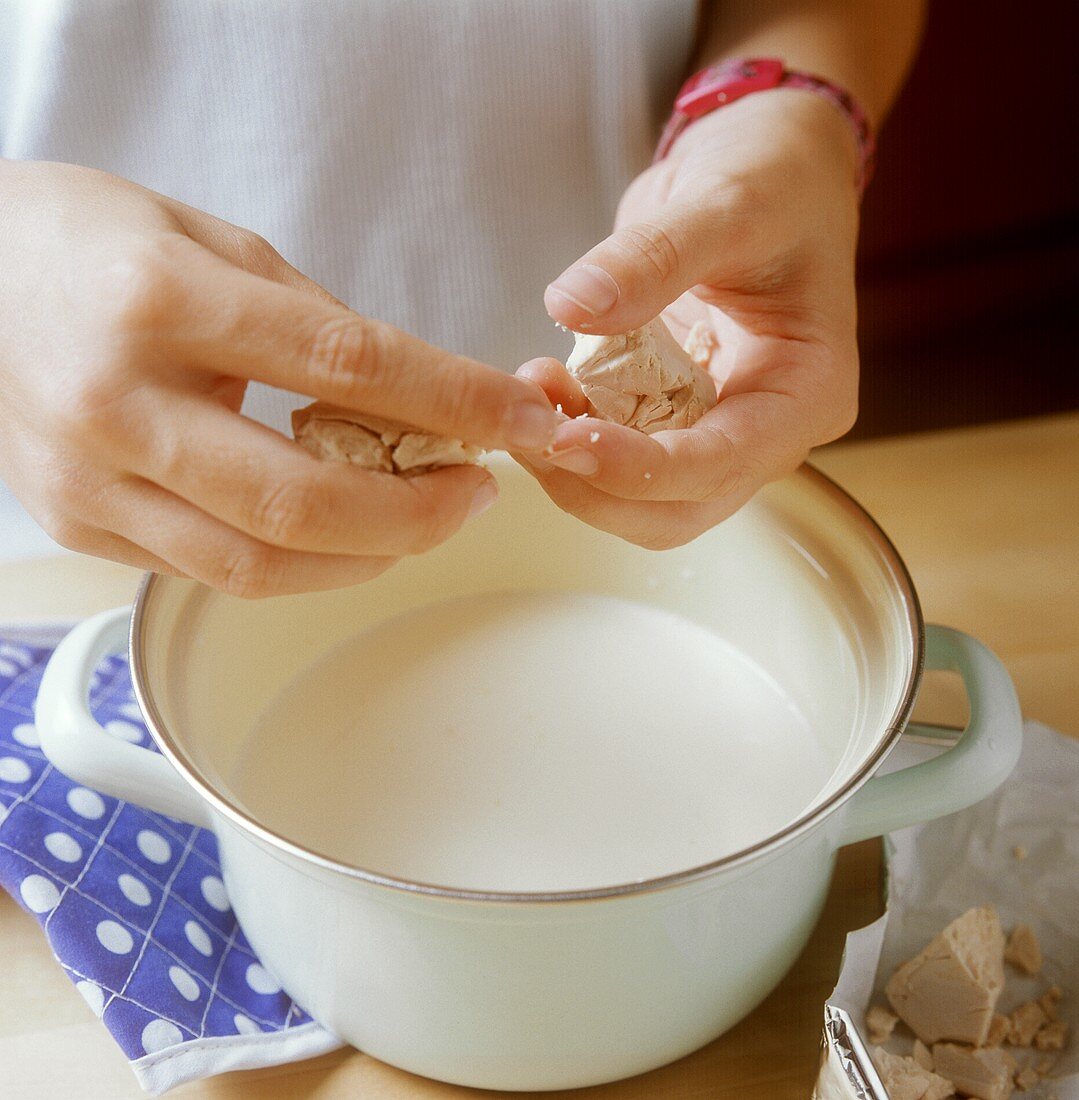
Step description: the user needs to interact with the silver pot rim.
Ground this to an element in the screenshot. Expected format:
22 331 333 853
129 463 925 904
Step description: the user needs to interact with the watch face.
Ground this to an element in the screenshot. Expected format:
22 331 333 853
676 59 785 118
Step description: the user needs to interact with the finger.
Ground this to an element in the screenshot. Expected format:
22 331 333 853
161 239 560 452
515 455 707 552
48 518 190 578
540 386 821 505
103 477 398 598
106 394 499 558
544 200 733 334
541 417 716 501
88 530 191 578
165 202 348 308
514 358 589 419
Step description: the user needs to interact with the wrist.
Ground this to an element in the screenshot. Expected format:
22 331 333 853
656 59 874 196
668 90 861 209
765 89 862 187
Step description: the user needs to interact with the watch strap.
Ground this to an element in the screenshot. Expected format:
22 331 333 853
654 58 876 195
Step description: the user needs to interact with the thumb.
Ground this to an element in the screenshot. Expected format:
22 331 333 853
544 202 717 333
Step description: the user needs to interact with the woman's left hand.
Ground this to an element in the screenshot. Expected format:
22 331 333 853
516 89 863 549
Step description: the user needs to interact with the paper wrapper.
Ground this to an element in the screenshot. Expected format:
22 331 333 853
815 722 1079 1099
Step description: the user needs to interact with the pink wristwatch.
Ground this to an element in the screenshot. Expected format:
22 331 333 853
654 58 876 195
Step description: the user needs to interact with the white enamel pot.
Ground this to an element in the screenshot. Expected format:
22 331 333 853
34 459 1022 1091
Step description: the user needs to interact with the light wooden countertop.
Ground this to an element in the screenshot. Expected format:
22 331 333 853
2 412 1076 1098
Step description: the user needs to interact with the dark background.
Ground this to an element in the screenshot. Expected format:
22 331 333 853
852 1 1078 439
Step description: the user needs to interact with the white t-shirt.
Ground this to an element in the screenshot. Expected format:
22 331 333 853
0 0 696 557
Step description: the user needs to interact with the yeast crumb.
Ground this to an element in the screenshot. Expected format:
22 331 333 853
886 905 1005 1046
866 1003 899 1044
1005 925 1043 976
912 1038 934 1071
1009 1001 1048 1047
986 1013 1010 1047
1033 1021 1068 1052
1039 986 1062 1021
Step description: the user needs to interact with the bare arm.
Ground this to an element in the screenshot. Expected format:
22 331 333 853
696 0 925 127
520 2 926 550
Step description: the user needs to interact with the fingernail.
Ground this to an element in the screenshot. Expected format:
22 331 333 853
468 479 499 520
547 264 619 317
545 447 599 476
508 402 560 450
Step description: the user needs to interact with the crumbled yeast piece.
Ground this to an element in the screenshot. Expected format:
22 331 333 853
867 1003 900 1044
1004 925 1044 976
932 1043 1017 1100
292 403 481 475
565 319 717 434
886 907 1006 1046
913 1039 935 1070
871 1046 956 1100
1039 986 1063 1021
986 1014 1011 1047
1013 1065 1039 1091
683 320 718 366
1008 1001 1048 1047
1032 1021 1068 1051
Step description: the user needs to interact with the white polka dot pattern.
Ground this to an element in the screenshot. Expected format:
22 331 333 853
0 756 31 783
169 965 200 1002
76 980 106 1017
0 636 326 1086
118 873 152 907
245 963 282 995
11 722 39 747
19 874 60 913
141 1019 183 1054
44 831 83 863
66 786 106 820
234 1013 261 1035
200 875 229 912
136 829 171 864
97 920 135 955
184 919 213 957
105 719 144 744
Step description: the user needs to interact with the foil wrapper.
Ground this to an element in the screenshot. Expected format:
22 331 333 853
814 1005 889 1100
812 721 1079 1100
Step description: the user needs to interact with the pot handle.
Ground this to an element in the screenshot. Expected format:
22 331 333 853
35 606 211 827
839 624 1021 846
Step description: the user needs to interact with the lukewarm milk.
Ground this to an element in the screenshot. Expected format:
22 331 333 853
230 591 830 892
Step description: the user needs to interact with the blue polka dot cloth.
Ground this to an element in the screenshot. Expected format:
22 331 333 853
0 627 342 1093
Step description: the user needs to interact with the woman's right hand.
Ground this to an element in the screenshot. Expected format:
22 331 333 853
0 160 559 595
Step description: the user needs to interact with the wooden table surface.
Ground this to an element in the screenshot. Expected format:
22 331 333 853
2 412 1076 1099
